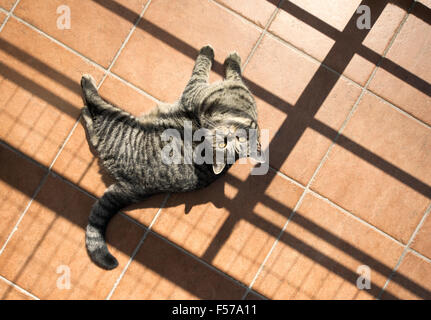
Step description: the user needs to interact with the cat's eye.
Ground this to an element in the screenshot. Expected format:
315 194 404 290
238 136 246 143
218 142 227 148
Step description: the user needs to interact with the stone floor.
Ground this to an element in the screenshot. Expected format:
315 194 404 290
0 0 430 300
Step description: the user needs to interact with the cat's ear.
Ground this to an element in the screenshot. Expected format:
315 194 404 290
212 163 226 175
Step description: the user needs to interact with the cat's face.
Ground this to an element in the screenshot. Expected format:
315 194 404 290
196 83 263 174
202 99 262 174
210 120 262 174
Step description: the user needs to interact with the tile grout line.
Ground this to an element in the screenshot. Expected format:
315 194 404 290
366 89 431 131
0 6 9 15
97 0 153 86
0 274 40 300
268 166 306 189
242 0 282 69
378 203 431 299
209 0 265 32
266 165 421 252
0 0 21 32
308 190 406 247
407 245 431 265
242 0 416 299
8 14 161 104
269 164 418 252
10 14 106 73
105 192 170 300
0 173 48 257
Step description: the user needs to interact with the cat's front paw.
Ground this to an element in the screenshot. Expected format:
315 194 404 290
224 51 241 67
199 45 215 61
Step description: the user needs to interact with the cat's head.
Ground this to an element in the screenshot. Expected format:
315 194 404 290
210 120 263 174
199 87 263 174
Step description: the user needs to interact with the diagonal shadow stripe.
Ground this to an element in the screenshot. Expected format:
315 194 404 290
201 0 392 263
310 118 431 199
277 0 431 98
0 61 80 118
200 0 430 299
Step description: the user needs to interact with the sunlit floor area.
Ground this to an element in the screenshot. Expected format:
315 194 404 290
0 0 430 300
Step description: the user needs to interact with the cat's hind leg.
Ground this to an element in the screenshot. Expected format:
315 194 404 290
224 52 242 81
80 74 103 113
80 74 102 146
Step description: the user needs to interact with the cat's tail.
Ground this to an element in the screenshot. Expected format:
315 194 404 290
86 184 132 270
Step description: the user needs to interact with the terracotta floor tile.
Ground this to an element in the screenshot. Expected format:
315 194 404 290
0 144 46 250
112 0 261 102
381 251 431 299
368 1 431 126
0 0 14 11
312 92 431 243
0 18 104 167
269 0 412 85
244 34 361 185
151 162 303 285
252 193 404 300
14 0 147 67
98 76 157 116
214 0 278 28
0 174 145 299
52 75 164 226
0 11 6 24
111 233 245 299
0 279 33 300
411 212 431 260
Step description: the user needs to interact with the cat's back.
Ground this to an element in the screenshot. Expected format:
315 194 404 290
96 105 216 194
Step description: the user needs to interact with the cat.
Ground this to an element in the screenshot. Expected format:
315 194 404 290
80 45 262 270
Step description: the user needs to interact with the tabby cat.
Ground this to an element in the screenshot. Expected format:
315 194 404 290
81 45 262 270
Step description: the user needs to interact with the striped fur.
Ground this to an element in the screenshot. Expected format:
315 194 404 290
80 45 260 269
